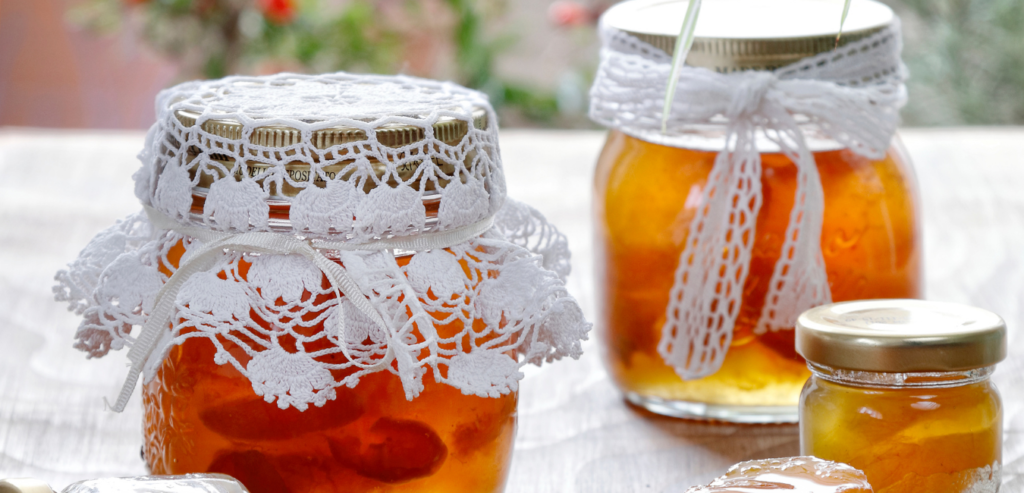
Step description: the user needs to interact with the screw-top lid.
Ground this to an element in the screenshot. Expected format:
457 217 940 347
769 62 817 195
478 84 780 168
603 0 895 71
796 299 1007 373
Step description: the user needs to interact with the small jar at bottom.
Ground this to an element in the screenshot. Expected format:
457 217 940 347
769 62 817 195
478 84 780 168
796 299 1008 493
800 364 1002 493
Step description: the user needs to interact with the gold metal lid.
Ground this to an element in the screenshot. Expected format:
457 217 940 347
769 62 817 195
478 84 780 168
174 108 488 149
603 0 895 71
796 299 1007 373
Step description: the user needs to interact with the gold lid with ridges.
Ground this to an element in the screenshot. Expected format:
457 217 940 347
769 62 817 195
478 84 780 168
174 109 488 149
796 299 1007 373
604 0 895 72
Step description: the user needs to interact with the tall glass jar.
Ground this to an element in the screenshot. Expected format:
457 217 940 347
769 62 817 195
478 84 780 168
591 0 921 422
797 300 1006 493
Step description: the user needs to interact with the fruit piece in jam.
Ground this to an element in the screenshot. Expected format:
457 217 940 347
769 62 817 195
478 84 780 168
685 456 873 493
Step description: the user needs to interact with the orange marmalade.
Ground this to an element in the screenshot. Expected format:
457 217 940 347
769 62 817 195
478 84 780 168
143 247 518 493
797 300 1007 493
589 0 918 422
594 131 921 421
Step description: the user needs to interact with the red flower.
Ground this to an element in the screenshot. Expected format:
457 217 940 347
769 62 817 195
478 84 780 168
548 1 593 27
260 0 298 24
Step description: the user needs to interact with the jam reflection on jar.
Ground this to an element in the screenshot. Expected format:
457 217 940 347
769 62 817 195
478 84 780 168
797 300 1007 493
590 0 922 422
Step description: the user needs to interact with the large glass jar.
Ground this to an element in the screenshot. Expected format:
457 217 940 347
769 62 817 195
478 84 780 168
54 73 588 493
590 0 921 422
797 300 1006 493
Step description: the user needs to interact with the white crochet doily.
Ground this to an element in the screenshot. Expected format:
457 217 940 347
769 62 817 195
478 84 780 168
590 19 907 379
54 72 590 411
138 72 505 239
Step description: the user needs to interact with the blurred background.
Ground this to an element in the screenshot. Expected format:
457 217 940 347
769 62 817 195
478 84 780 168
1 0 1022 129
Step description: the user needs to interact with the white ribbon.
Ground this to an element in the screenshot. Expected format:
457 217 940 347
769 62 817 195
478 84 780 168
590 20 907 379
109 206 494 412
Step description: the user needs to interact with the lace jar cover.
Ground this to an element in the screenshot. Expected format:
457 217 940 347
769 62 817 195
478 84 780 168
54 72 590 412
589 15 908 380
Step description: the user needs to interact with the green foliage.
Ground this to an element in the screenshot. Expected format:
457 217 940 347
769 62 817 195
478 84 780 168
443 0 558 124
62 0 1024 127
67 0 559 125
892 0 1024 125
501 84 560 122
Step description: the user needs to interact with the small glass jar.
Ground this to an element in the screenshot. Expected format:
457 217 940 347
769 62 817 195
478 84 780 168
797 300 1007 493
591 0 921 422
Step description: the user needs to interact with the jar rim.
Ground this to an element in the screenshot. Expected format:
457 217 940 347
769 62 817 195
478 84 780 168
808 362 995 389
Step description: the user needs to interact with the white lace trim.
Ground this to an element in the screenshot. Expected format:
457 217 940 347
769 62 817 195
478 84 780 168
590 19 907 379
55 72 590 410
55 200 589 410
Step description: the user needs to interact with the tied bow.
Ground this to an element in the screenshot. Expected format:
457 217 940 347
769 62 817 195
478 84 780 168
109 206 494 412
589 22 906 379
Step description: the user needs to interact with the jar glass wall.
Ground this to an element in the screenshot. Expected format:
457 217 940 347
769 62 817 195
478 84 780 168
593 129 922 421
800 364 1002 493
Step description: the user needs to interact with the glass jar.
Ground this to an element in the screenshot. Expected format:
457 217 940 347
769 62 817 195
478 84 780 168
591 0 921 422
61 73 596 493
55 74 588 493
797 300 1007 493
139 111 517 493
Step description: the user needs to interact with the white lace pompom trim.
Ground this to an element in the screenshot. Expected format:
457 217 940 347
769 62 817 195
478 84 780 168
55 199 589 410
